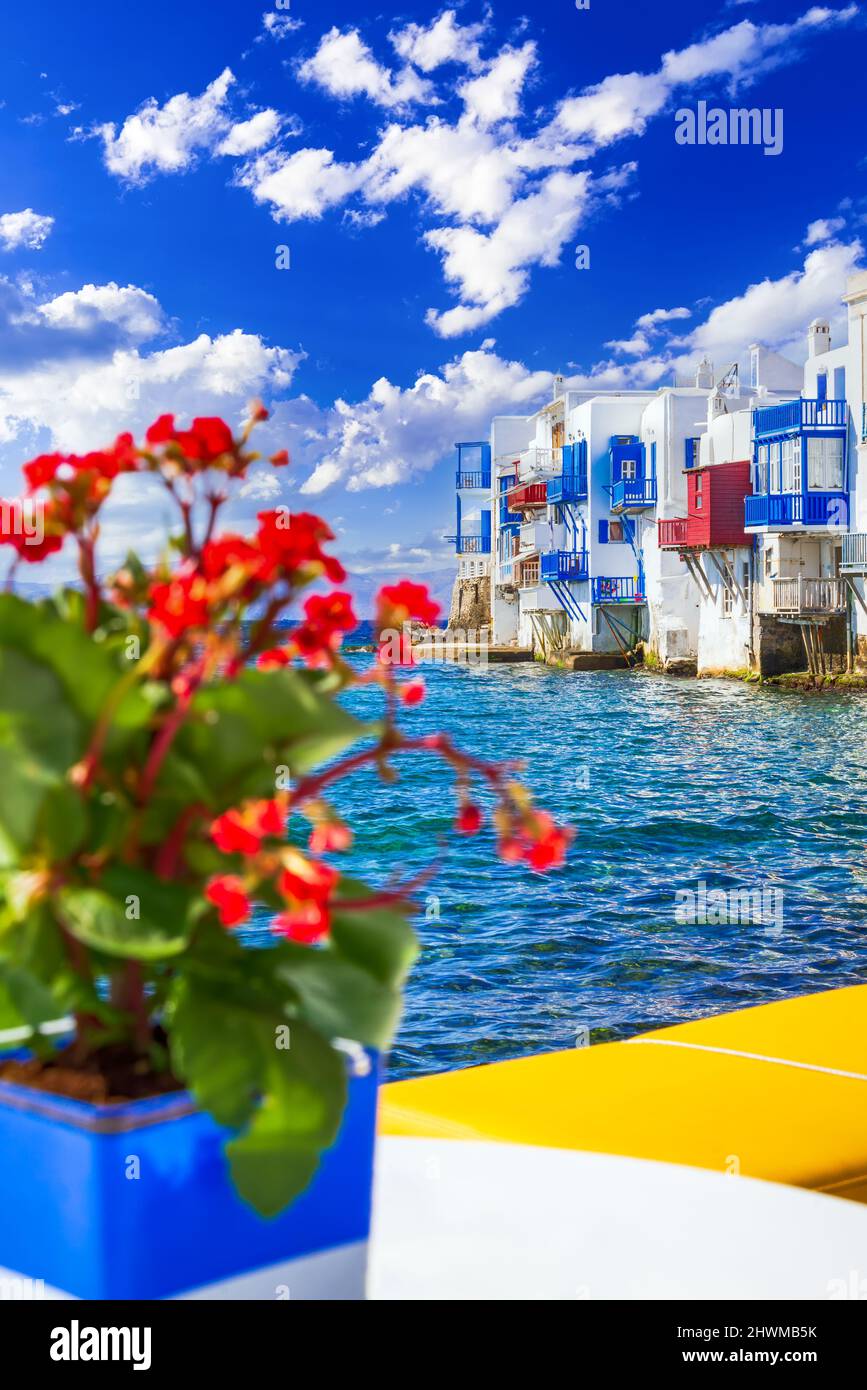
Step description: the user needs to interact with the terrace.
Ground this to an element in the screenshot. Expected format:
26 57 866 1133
591 576 644 604
753 398 847 437
540 550 590 582
611 477 657 513
760 577 846 618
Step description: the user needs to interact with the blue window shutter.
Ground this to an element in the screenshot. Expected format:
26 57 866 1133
562 442 573 470
817 372 827 403
578 440 587 470
834 367 846 401
598 520 608 544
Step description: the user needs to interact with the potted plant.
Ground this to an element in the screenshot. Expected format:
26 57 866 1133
0 407 570 1300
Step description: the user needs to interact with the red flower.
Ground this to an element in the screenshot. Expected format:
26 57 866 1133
22 454 63 493
210 798 286 857
201 533 265 583
145 414 234 466
147 572 210 638
145 414 177 445
211 811 263 857
456 803 483 835
308 822 352 854
497 813 572 872
270 450 290 467
399 678 426 706
256 510 345 583
257 647 292 670
273 902 330 944
206 875 251 927
376 580 441 628
279 859 337 904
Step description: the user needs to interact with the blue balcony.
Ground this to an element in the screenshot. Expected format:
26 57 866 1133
445 533 492 555
753 398 847 437
611 477 657 513
455 470 491 490
541 550 589 582
744 492 849 530
547 471 588 505
591 576 644 604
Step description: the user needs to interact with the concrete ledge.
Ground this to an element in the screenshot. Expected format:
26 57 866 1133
550 652 629 672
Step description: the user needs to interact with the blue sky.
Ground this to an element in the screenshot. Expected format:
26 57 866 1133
0 0 865 610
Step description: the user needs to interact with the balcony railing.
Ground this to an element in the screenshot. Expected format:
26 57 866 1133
445 533 492 555
519 560 540 587
658 518 690 549
455 470 491 490
753 398 847 437
842 532 867 572
540 550 589 582
764 577 846 616
591 576 644 604
507 481 548 510
546 471 588 505
744 492 848 529
611 477 657 512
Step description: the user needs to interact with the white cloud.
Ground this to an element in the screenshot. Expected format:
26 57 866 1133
550 4 859 148
458 42 537 125
0 209 55 251
604 332 651 356
803 215 846 246
675 237 863 366
97 69 236 182
635 305 692 331
239 470 283 500
425 169 594 336
217 109 281 156
389 10 487 72
297 27 434 110
38 283 165 343
261 10 304 40
298 343 551 495
239 147 366 221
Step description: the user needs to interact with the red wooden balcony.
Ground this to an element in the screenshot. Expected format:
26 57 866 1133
657 460 751 551
507 481 548 510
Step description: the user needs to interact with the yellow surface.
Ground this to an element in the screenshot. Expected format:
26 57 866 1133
380 986 867 1200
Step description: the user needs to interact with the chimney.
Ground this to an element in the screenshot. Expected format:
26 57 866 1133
695 357 714 389
708 390 726 425
807 319 831 358
552 373 565 401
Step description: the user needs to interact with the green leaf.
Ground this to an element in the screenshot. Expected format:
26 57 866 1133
174 668 375 804
272 941 404 1050
330 881 419 989
55 869 197 960
169 975 263 1131
0 594 153 751
226 1019 348 1218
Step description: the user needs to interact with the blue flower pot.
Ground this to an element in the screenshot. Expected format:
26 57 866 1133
0 1041 378 1300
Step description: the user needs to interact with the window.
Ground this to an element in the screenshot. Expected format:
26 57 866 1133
742 561 750 607
807 436 844 490
765 548 774 579
781 438 801 492
756 444 769 494
816 372 827 404
695 473 704 509
722 585 733 618
834 367 846 401
685 437 701 469
621 457 637 481
609 521 624 543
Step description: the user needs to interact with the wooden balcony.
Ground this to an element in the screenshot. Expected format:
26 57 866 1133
507 482 548 511
763 577 846 617
519 559 541 588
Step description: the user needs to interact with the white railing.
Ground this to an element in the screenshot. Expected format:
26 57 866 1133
842 532 867 571
515 445 562 478
519 560 540 588
768 577 846 615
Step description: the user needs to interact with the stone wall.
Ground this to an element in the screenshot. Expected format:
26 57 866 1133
753 613 847 678
447 575 491 632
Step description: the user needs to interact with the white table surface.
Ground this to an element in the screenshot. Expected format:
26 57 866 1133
369 1137 867 1300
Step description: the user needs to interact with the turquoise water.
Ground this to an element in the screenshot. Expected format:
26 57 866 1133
252 661 867 1079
